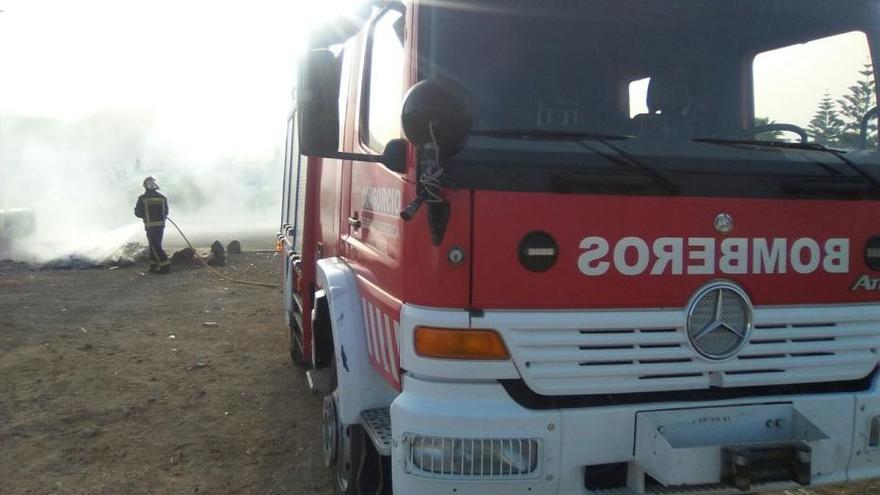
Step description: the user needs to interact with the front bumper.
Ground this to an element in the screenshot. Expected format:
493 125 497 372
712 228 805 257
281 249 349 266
390 372 880 495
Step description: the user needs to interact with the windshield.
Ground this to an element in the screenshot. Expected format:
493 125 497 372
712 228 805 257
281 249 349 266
419 0 880 198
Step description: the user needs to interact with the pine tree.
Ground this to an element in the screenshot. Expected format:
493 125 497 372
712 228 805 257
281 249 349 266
837 64 877 147
808 92 846 146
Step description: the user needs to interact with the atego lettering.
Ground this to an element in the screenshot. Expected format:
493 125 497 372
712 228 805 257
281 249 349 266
852 275 880 291
578 237 849 276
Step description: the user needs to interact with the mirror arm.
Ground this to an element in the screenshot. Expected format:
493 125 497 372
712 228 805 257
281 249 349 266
304 138 408 173
308 151 385 163
304 146 406 174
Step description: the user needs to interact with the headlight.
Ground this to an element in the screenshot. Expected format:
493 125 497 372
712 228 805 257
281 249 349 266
405 434 540 478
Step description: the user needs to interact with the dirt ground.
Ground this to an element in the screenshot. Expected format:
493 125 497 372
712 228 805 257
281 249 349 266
0 252 333 495
1 252 880 495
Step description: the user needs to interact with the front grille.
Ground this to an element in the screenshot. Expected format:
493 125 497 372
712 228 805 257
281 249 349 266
493 305 880 396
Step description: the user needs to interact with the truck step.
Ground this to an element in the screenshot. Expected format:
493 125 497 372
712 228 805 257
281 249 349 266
591 483 790 495
305 367 336 395
648 485 728 494
361 408 392 456
592 486 721 495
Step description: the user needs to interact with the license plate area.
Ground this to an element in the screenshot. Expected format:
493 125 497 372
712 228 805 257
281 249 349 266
635 404 828 488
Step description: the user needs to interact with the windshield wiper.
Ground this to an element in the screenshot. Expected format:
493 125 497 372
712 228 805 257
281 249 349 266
470 128 632 141
694 137 880 191
693 137 831 152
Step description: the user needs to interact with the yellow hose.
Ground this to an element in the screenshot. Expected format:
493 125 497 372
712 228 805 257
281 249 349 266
166 217 279 289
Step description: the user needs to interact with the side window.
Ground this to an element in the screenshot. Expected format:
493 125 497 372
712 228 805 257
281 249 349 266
280 118 293 227
753 31 876 147
289 111 307 252
364 9 406 152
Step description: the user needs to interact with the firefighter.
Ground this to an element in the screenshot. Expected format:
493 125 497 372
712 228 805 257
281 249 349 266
134 176 171 274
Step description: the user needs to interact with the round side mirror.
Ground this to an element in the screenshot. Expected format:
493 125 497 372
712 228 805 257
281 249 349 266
401 79 472 154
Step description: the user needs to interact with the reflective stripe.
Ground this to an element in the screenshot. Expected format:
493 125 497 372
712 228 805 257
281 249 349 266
362 298 376 358
158 260 171 267
367 302 381 365
391 320 401 379
384 314 398 379
371 305 390 373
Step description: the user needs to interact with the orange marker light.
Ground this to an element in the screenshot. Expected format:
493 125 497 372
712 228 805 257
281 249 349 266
414 327 510 360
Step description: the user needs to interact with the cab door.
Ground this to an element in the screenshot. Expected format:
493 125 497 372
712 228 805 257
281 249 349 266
345 5 408 292
344 4 409 388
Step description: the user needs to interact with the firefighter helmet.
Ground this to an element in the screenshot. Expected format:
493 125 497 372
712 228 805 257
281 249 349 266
143 176 160 190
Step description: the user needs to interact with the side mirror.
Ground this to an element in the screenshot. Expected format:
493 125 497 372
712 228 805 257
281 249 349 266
401 79 472 154
297 49 409 174
298 49 341 156
380 138 408 174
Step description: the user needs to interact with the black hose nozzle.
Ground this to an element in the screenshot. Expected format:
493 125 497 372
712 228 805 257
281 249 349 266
400 195 425 221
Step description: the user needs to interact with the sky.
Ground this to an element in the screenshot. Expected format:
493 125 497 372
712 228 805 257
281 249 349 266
0 0 364 261
630 31 873 127
754 31 874 128
0 0 360 161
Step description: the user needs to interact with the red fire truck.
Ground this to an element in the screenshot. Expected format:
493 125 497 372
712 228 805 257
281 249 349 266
278 1 880 493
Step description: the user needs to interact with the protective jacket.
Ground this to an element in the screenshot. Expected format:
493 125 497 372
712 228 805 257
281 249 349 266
134 190 169 228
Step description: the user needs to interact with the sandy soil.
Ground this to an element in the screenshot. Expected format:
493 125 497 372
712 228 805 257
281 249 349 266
0 252 332 495
1 252 879 495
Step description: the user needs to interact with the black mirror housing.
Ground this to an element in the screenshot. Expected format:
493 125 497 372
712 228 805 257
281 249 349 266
401 79 472 154
296 49 410 175
298 49 341 156
381 139 408 174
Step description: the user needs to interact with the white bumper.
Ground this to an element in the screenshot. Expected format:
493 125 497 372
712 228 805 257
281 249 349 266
390 371 880 495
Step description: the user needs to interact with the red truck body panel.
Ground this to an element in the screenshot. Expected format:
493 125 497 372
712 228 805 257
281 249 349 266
472 191 880 309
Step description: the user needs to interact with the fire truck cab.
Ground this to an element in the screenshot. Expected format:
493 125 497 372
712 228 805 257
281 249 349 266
278 1 880 493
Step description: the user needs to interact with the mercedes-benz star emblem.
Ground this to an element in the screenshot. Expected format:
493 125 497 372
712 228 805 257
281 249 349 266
686 282 753 360
714 213 734 234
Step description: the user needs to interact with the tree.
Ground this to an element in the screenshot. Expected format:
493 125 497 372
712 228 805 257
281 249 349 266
837 64 877 147
808 92 846 146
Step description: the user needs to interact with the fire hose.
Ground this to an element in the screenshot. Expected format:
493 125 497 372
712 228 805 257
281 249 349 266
166 217 279 289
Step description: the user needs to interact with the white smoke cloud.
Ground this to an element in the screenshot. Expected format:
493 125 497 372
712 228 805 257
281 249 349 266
0 0 374 263
0 0 315 262
0 109 282 263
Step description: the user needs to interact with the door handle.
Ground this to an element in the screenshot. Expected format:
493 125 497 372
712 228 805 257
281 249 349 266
348 214 361 230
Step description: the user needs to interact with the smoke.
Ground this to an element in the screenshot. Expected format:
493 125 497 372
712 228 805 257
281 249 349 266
0 0 308 264
0 109 283 263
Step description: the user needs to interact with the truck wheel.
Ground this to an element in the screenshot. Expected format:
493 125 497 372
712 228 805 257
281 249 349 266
336 423 366 494
322 394 338 468
323 391 366 495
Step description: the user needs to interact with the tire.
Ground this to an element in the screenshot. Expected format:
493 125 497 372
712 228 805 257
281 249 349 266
323 392 367 495
317 294 370 494
322 394 338 469
336 423 366 495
